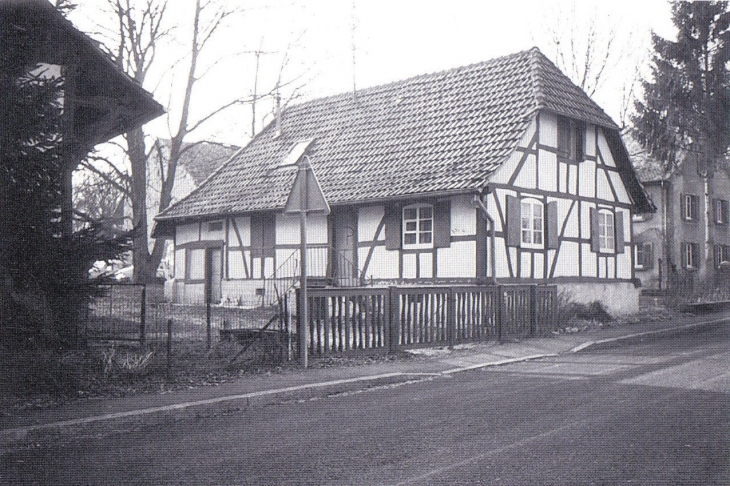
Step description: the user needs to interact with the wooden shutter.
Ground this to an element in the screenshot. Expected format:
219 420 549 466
681 243 688 269
590 207 600 253
505 195 521 247
262 213 276 258
546 201 559 249
250 215 264 258
433 201 451 248
615 211 625 254
384 204 401 251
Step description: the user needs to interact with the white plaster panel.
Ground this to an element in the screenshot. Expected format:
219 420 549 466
403 253 417 279
558 199 578 238
521 252 532 279
229 217 250 247
581 203 593 239
177 223 199 245
597 131 616 167
596 168 613 201
619 208 631 243
275 249 298 278
578 160 596 198
487 192 505 233
174 249 186 279
539 112 558 148
582 243 597 276
437 241 476 278
569 164 578 194
514 155 537 190
609 172 631 204
263 257 274 277
538 152 557 193
617 251 631 279
534 252 545 279
188 248 205 279
553 242 579 277
359 205 385 242
277 215 300 245
607 257 616 279
228 250 246 279
360 246 399 279
451 195 476 236
420 253 433 279
495 239 510 278
585 125 596 158
559 162 568 193
252 258 262 279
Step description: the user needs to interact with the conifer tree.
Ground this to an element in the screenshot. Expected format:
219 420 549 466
632 1 730 278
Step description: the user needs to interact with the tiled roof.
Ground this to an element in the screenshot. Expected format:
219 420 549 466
158 48 619 221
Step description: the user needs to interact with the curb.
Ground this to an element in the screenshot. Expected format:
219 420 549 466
569 317 729 353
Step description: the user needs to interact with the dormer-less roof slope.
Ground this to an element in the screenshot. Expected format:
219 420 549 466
158 47 647 223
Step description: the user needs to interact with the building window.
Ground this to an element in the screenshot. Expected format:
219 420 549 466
683 194 699 221
598 209 615 253
715 199 729 225
208 221 223 232
402 204 433 248
520 198 544 249
635 242 654 270
715 244 730 268
557 115 585 161
683 242 699 269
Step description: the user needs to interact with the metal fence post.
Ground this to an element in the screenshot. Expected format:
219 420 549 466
140 285 147 348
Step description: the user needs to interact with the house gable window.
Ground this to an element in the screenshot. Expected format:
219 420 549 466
682 242 699 269
520 198 544 249
714 199 729 225
683 194 699 221
557 115 585 162
635 242 654 270
589 207 625 254
402 204 434 248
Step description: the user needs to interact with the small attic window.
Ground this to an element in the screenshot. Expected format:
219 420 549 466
280 139 314 167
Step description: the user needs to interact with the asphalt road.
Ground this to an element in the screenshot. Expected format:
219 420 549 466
2 325 728 485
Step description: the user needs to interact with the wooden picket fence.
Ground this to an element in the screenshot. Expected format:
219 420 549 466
301 284 558 356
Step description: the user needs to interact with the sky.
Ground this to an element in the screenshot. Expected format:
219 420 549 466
69 0 678 146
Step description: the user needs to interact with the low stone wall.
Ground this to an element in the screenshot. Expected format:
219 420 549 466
558 282 640 317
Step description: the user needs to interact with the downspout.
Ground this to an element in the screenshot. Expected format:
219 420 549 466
472 190 497 284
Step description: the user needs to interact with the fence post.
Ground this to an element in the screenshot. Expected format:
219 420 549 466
497 285 503 344
388 287 398 353
140 285 147 348
448 288 456 349
529 285 537 337
167 318 173 380
206 301 212 350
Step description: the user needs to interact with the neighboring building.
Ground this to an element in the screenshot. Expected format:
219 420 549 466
154 48 652 314
634 156 730 290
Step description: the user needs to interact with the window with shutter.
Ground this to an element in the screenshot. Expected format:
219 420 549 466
590 207 623 254
402 204 434 249
557 115 585 162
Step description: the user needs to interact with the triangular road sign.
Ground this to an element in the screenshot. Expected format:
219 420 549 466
284 156 330 214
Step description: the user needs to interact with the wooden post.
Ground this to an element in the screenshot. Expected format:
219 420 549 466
140 285 147 348
206 301 212 350
447 288 456 349
530 285 537 337
167 318 173 380
497 285 504 344
388 287 398 353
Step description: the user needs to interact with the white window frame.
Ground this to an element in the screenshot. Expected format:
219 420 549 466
684 194 698 221
635 242 652 270
402 204 434 249
520 198 544 249
685 242 698 269
715 199 728 225
598 209 615 253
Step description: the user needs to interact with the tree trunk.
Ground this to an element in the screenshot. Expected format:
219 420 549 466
128 127 155 283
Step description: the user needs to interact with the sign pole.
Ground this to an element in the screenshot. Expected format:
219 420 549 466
299 167 308 367
283 155 329 368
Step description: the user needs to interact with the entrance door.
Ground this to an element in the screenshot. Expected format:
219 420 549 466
332 209 357 285
206 247 222 304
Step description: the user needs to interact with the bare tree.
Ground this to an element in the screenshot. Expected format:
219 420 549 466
72 0 312 283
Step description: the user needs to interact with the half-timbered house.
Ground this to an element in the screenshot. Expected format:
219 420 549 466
154 48 652 315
